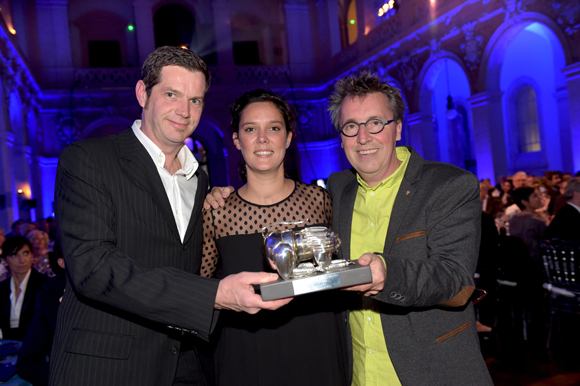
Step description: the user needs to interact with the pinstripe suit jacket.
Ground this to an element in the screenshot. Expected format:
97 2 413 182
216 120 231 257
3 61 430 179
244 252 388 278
50 128 219 386
328 147 493 385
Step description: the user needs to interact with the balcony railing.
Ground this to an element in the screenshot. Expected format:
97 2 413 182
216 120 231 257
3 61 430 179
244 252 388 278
74 65 291 88
74 68 141 88
235 66 290 85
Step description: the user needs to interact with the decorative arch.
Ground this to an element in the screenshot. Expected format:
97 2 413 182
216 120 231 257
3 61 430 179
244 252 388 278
486 19 567 174
415 51 472 109
479 13 571 93
416 55 474 170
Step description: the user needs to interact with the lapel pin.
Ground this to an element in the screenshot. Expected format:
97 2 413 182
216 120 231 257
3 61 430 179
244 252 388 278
406 191 410 195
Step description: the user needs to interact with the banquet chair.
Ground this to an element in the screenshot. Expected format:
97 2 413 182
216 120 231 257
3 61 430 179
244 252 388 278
540 239 580 348
493 235 540 341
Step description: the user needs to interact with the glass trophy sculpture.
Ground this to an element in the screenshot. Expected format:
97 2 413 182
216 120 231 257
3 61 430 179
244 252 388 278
260 220 372 301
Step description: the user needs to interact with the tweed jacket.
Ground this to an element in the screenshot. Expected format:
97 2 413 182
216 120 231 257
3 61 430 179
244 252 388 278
50 128 219 386
327 146 493 386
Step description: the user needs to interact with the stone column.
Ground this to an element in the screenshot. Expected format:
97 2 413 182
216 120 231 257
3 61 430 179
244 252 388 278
133 0 156 65
37 156 59 218
562 62 580 173
468 91 508 181
35 0 74 86
284 0 315 81
212 0 236 83
355 0 374 52
0 130 14 229
13 145 33 221
316 0 341 57
555 86 573 173
406 112 438 161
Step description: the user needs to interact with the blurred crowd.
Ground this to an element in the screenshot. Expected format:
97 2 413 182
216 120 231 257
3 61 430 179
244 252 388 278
0 218 59 280
476 170 580 335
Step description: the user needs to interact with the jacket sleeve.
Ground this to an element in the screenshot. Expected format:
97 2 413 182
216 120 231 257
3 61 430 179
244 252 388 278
55 143 219 340
374 171 481 308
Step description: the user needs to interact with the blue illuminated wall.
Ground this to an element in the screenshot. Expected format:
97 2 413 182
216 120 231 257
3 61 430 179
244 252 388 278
499 22 568 175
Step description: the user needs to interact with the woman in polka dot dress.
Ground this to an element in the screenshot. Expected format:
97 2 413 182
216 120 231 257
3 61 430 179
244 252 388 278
200 89 347 386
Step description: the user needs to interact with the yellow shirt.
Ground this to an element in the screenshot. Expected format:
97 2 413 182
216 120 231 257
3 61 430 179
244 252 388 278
350 147 410 386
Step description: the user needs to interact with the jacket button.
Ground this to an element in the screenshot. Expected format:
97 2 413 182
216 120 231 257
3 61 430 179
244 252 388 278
183 245 188 250
171 347 179 355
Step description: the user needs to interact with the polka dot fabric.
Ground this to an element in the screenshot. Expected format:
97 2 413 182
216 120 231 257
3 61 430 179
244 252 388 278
200 181 332 277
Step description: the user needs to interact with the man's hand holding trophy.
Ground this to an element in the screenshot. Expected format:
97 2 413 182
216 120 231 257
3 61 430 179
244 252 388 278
259 220 372 300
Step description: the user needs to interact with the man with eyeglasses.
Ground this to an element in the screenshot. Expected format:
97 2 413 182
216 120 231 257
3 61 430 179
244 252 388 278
326 72 492 386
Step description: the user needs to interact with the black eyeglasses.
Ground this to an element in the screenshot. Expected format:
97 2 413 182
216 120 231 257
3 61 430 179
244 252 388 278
338 118 395 137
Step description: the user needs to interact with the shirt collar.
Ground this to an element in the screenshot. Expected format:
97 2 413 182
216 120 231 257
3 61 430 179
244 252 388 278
356 147 410 192
10 269 31 293
568 202 580 214
132 120 198 179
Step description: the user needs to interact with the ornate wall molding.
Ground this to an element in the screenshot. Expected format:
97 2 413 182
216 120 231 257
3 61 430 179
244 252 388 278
552 0 580 35
0 33 41 113
460 22 483 70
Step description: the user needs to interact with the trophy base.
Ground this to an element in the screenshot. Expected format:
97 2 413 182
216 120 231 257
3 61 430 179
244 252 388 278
259 262 372 301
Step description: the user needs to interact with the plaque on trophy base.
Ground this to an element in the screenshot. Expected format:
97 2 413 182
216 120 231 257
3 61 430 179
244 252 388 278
259 261 372 301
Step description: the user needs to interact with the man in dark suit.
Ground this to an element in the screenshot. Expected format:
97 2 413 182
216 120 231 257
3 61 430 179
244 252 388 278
51 46 289 386
545 177 580 242
4 220 24 241
0 236 47 341
326 73 492 385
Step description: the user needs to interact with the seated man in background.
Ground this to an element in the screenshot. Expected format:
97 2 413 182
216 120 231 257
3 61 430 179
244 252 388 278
480 181 503 218
503 171 528 218
508 187 548 264
545 177 580 242
0 237 47 341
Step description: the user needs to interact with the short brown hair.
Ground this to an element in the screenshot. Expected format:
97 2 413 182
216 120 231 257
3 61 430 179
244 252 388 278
141 46 211 100
328 72 406 130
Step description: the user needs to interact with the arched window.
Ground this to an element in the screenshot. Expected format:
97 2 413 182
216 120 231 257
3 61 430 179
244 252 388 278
346 0 358 45
154 4 194 48
515 85 541 153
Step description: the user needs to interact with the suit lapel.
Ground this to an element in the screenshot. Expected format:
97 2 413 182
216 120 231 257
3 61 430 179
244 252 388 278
183 167 208 244
339 178 358 261
383 147 423 255
21 270 39 313
118 129 180 239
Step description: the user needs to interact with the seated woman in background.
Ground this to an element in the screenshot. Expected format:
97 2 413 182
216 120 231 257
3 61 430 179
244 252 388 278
201 89 346 386
0 236 47 340
26 230 52 275
500 179 514 208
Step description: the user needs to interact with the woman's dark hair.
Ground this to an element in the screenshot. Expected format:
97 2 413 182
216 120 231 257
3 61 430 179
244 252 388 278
230 89 296 136
229 89 297 182
1 236 32 260
502 180 513 191
512 187 535 210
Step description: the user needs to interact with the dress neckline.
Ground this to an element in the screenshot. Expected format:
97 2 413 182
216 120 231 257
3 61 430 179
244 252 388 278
235 180 299 208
